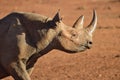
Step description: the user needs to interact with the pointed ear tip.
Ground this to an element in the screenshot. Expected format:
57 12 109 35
53 9 62 22
57 9 61 14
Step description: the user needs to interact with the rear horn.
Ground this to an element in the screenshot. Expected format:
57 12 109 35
73 15 84 29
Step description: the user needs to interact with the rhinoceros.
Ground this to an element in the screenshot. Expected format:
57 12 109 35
0 10 97 80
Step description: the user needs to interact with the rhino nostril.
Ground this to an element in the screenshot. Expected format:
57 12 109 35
85 41 92 49
88 41 92 45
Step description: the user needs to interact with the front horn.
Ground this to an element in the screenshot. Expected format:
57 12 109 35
86 10 97 34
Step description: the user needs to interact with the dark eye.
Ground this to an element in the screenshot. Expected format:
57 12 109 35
71 33 78 38
72 33 76 37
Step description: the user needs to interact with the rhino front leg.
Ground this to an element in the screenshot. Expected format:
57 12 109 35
26 53 39 75
2 60 31 80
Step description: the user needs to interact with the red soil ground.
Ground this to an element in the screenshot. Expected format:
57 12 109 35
0 0 120 80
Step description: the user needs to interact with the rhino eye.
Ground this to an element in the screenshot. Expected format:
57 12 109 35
71 33 78 38
72 33 76 37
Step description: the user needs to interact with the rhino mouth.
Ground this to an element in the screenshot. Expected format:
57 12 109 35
62 49 78 53
61 46 88 53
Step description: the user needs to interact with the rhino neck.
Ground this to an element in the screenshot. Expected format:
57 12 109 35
22 16 62 54
36 25 62 53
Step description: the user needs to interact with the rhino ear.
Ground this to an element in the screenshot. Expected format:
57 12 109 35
86 10 97 34
53 10 62 23
73 15 84 29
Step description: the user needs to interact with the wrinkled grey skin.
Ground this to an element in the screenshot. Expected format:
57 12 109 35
0 10 97 80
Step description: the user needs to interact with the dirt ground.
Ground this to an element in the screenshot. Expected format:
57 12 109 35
0 0 120 80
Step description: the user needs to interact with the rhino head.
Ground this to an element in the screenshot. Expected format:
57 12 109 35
50 10 97 53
